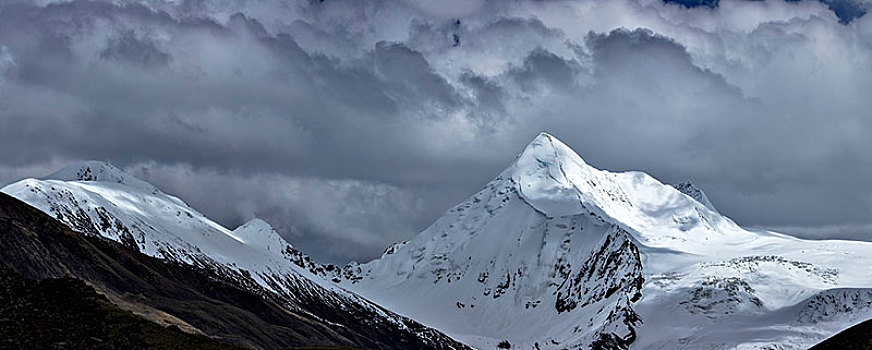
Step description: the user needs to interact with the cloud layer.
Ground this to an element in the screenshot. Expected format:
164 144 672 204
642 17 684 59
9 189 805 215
1 0 871 263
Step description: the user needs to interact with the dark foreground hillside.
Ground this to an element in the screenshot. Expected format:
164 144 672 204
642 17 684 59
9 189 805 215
0 193 465 350
810 318 872 350
0 264 242 350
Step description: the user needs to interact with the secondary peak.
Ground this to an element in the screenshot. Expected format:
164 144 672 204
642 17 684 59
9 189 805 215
44 160 157 193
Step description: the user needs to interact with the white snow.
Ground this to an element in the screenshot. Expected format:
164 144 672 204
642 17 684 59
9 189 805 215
233 218 293 251
45 160 161 195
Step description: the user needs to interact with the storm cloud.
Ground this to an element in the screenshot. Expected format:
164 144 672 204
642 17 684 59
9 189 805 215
1 0 871 263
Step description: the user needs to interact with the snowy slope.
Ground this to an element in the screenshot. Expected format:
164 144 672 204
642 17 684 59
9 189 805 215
0 161 469 350
315 133 872 350
6 161 284 273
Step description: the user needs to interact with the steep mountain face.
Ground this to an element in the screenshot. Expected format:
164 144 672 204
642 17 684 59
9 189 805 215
0 164 468 350
316 133 872 350
336 175 647 349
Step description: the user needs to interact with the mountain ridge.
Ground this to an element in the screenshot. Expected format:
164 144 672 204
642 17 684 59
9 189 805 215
0 163 470 350
45 160 162 195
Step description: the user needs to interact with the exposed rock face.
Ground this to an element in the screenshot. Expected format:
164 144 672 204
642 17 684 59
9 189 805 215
671 181 718 213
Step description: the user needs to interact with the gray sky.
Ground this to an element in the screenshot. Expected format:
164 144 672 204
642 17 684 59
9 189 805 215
1 0 871 264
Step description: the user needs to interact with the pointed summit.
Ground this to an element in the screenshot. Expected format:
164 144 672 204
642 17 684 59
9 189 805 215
234 218 274 232
508 133 601 217
233 218 291 252
44 160 157 193
513 132 591 169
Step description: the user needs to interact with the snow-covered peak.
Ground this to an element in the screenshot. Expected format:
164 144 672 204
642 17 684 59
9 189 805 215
44 160 157 194
504 133 742 247
233 218 292 251
510 133 592 176
507 132 597 217
513 132 591 169
234 218 274 234
671 181 718 213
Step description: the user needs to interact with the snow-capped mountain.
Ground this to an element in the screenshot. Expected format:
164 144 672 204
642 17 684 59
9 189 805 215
5 134 872 350
0 161 468 350
312 133 872 349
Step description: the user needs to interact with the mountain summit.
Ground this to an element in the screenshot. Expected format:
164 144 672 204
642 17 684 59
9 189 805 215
44 160 159 194
506 133 741 250
233 218 291 252
508 132 597 217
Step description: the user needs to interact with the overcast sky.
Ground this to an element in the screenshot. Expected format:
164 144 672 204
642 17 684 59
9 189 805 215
1 0 871 264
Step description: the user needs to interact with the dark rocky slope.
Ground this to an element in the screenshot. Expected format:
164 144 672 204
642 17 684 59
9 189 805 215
0 264 243 350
